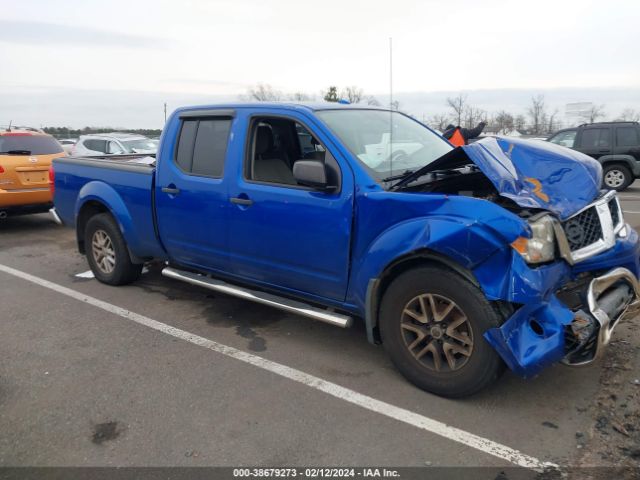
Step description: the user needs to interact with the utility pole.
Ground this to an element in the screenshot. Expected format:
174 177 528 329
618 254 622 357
164 102 167 124
389 37 393 111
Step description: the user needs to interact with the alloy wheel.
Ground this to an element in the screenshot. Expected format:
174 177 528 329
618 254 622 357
604 170 625 189
400 293 474 372
91 229 116 274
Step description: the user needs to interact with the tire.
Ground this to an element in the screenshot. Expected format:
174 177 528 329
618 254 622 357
379 266 505 398
84 213 142 285
602 164 633 191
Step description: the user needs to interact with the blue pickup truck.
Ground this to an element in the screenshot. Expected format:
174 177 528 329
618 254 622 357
51 103 640 397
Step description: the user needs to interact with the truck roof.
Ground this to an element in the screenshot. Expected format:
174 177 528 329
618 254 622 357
174 102 390 115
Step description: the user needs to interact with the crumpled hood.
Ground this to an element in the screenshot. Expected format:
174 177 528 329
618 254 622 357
461 137 603 220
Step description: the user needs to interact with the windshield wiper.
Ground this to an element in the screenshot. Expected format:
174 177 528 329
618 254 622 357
0 150 31 155
381 169 415 183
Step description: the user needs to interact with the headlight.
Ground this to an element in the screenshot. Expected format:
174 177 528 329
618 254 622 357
511 215 556 264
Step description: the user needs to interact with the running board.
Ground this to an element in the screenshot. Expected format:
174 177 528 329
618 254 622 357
161 267 353 328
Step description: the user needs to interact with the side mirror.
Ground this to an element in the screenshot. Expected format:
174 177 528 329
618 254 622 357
293 160 333 190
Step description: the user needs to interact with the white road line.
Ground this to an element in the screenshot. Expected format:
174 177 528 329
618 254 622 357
623 210 640 214
0 263 557 472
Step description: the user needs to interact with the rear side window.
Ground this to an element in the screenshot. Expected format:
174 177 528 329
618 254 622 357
616 127 639 147
83 139 107 153
581 128 610 148
0 135 63 155
175 118 231 178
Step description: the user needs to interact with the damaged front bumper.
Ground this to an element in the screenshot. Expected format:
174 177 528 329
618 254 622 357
482 227 640 378
563 267 640 366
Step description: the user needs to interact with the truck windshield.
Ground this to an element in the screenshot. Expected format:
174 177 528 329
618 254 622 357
316 109 452 183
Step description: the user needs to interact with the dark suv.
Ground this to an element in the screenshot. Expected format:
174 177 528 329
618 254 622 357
547 121 640 191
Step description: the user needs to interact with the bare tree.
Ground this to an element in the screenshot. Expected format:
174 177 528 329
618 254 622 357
390 100 401 111
586 104 605 123
547 109 560 134
365 95 381 106
428 113 451 131
289 91 314 101
446 93 467 126
341 86 364 104
527 95 548 135
616 108 640 122
494 111 514 133
463 106 487 129
246 83 282 101
514 115 526 132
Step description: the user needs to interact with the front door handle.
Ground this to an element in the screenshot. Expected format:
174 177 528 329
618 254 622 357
229 197 253 206
162 186 180 195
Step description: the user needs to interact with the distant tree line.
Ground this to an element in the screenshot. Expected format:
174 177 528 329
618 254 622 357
427 93 640 136
43 126 162 139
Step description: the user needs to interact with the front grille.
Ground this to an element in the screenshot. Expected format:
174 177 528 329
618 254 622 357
562 206 603 251
609 198 620 227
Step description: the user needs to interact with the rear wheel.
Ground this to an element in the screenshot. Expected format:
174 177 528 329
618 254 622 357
602 164 632 191
379 266 505 398
84 213 142 285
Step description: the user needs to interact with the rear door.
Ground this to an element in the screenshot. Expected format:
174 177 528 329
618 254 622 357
575 126 612 160
155 110 234 271
226 109 354 302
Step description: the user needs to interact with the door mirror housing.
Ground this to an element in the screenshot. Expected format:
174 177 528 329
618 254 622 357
293 160 334 190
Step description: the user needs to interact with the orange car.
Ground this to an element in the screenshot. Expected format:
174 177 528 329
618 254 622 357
0 127 66 218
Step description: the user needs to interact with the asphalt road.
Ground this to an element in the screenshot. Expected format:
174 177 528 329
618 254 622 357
1 184 640 473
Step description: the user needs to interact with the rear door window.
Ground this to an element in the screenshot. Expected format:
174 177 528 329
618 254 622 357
174 118 231 178
581 128 610 148
84 139 107 153
616 127 639 147
0 135 63 155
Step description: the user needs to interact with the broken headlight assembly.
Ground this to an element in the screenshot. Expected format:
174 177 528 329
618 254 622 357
511 215 556 264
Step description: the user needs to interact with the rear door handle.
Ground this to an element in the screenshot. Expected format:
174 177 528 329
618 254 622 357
229 197 253 206
162 186 180 195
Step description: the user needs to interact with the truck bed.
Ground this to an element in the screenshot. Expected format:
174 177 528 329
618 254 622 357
52 154 165 260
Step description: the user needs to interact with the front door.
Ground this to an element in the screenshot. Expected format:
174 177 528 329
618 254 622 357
226 112 354 302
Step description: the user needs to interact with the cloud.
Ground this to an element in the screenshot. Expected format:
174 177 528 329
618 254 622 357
0 20 168 49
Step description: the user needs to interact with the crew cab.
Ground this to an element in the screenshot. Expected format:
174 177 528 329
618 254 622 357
548 121 640 191
51 103 640 397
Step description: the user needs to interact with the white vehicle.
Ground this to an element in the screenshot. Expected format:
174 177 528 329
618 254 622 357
58 138 77 154
72 133 157 156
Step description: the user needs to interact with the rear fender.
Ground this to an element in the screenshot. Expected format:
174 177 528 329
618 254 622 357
75 181 144 260
599 155 638 175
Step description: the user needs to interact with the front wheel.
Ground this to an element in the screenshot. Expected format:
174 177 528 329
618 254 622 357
84 213 142 285
379 266 505 398
602 164 633 191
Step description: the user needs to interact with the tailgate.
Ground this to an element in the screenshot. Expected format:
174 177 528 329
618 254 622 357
0 153 63 190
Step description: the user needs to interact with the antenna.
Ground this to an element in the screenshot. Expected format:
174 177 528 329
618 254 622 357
389 37 394 179
164 102 167 124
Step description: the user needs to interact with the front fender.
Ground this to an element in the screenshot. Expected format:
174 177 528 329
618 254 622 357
351 210 528 311
75 181 144 258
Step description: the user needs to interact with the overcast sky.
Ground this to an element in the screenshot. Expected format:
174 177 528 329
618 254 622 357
1 0 639 128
